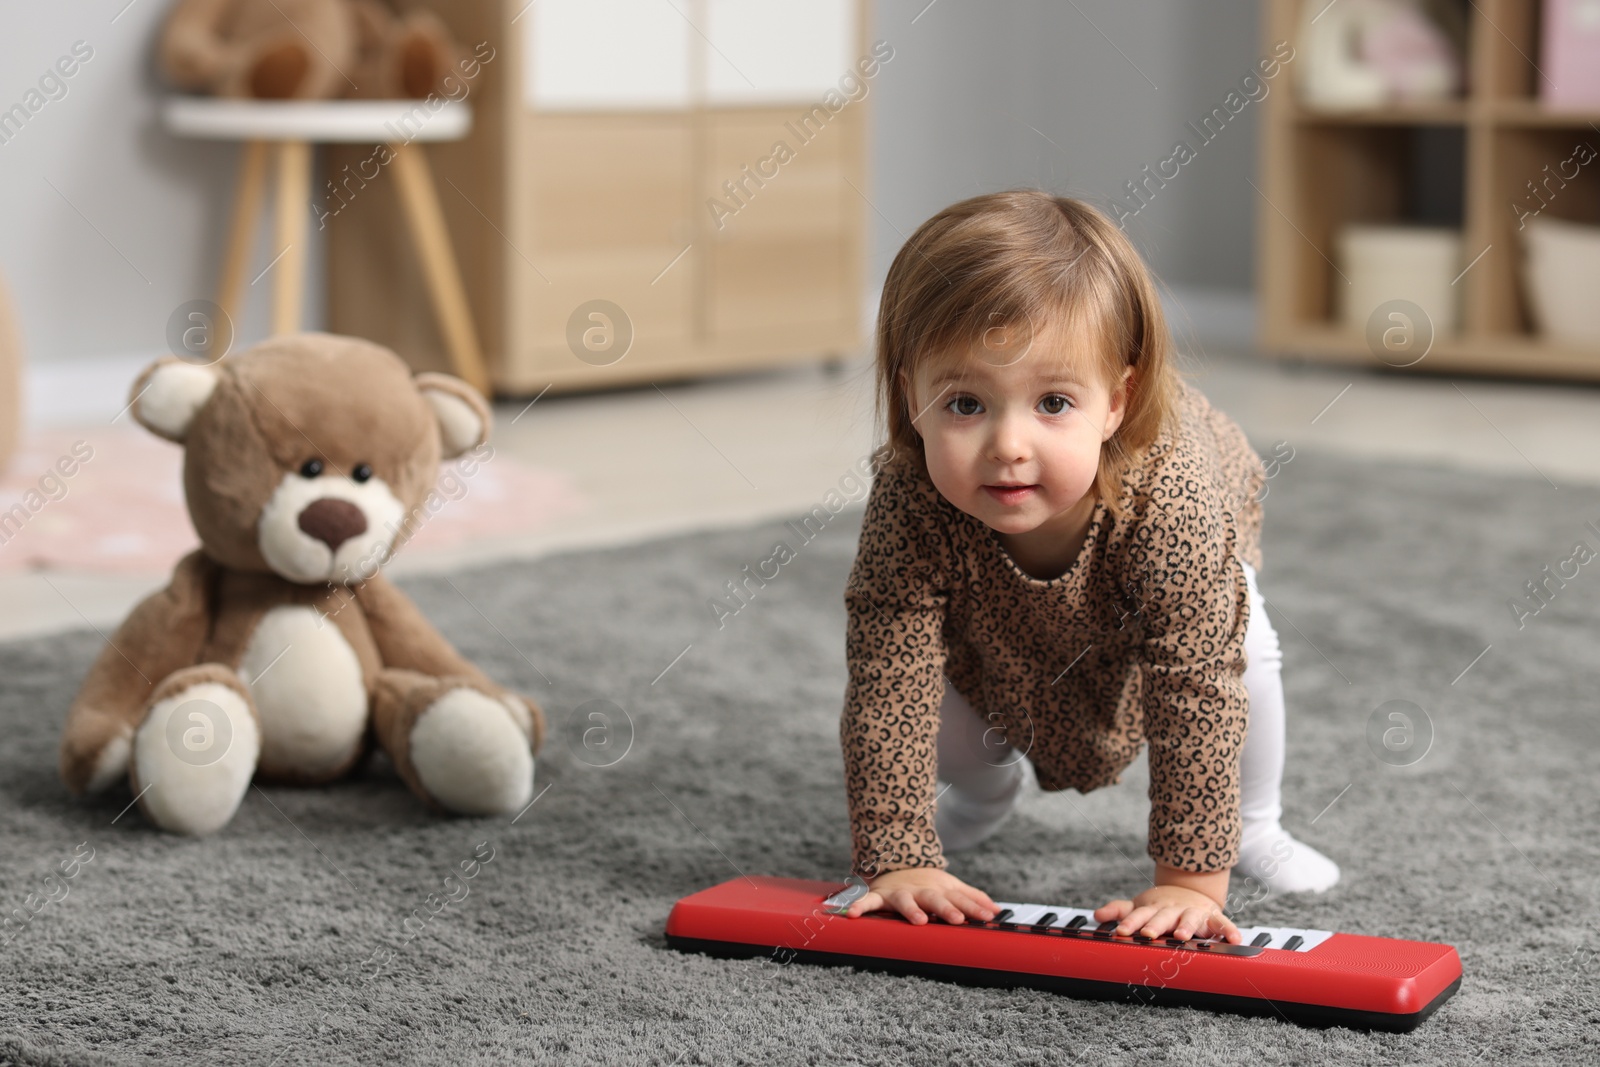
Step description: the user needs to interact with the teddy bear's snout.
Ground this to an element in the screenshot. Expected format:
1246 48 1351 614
297 498 369 551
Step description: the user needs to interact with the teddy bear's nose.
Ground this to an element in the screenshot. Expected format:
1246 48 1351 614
297 498 368 551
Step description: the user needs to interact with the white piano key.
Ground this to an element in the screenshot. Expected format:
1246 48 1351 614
1232 925 1334 952
1045 908 1102 929
838 887 1336 951
993 901 1334 951
998 903 1049 927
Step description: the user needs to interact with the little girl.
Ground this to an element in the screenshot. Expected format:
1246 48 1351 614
839 191 1339 944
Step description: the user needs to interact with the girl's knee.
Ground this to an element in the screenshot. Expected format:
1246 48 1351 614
936 685 1023 797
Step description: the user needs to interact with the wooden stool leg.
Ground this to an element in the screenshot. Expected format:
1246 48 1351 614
387 141 492 395
272 140 312 336
217 140 269 329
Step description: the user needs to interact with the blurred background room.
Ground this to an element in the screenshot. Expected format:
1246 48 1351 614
1 2 1597 1062
2 0 1596 633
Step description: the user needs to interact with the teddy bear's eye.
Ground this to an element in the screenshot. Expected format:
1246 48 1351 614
352 464 373 483
299 458 324 479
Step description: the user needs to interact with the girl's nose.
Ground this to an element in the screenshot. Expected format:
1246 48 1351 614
988 416 1030 464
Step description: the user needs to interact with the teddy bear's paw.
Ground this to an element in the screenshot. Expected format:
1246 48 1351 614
61 712 136 797
410 688 534 816
131 683 261 836
499 695 536 743
507 695 547 753
84 724 134 796
243 38 315 99
396 23 448 98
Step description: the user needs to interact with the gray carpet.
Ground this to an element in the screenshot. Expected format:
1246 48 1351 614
2 446 1597 1066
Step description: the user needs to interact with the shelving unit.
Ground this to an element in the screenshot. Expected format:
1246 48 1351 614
1258 0 1600 378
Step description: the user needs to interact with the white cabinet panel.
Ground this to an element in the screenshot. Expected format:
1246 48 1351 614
526 0 693 110
704 0 855 104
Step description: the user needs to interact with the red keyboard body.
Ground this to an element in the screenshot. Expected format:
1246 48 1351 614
666 877 1462 1032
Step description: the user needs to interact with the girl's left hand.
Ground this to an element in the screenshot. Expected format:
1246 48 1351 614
1094 885 1242 944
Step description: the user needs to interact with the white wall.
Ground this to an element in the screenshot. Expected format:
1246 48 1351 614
1 0 1259 401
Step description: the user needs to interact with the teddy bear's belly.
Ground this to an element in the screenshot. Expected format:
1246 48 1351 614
238 605 369 778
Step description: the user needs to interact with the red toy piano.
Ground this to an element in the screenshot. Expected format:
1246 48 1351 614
666 877 1461 1032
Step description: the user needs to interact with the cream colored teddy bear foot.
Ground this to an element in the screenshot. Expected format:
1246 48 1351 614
130 677 261 836
400 685 535 816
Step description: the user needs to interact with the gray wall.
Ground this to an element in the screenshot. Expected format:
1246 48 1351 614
0 0 318 368
0 0 1261 368
866 0 1266 294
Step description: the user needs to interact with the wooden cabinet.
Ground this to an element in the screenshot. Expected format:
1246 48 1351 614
704 112 856 340
518 112 697 363
328 0 869 396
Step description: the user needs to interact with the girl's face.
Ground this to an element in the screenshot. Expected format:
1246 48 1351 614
902 315 1130 541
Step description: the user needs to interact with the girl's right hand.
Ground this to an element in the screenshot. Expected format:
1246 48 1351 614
843 867 998 925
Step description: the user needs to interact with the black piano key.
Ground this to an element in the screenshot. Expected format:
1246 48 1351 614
1282 935 1304 951
1032 912 1059 931
1250 932 1273 948
994 909 1013 924
1165 938 1186 947
1065 915 1088 930
1094 921 1118 937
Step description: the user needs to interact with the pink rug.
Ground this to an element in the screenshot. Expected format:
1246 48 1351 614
0 426 586 575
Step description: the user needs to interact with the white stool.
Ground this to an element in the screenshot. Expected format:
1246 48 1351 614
163 97 490 394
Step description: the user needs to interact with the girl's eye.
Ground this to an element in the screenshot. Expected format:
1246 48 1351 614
299 458 324 478
1037 394 1073 415
948 395 984 416
352 463 373 483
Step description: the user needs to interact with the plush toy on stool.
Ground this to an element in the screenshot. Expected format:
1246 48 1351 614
159 0 465 100
59 333 544 835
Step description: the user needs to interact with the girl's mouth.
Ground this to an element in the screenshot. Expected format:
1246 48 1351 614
983 484 1037 506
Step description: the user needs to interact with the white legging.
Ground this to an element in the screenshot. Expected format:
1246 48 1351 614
936 559 1284 835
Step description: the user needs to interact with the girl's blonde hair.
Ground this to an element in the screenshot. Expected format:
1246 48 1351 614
875 190 1180 517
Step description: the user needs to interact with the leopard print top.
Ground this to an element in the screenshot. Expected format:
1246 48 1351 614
841 378 1266 877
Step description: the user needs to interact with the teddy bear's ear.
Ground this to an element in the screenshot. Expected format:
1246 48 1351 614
130 357 221 443
415 372 491 458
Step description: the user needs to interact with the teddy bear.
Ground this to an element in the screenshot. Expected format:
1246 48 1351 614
345 1 466 100
58 333 545 835
159 0 465 100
